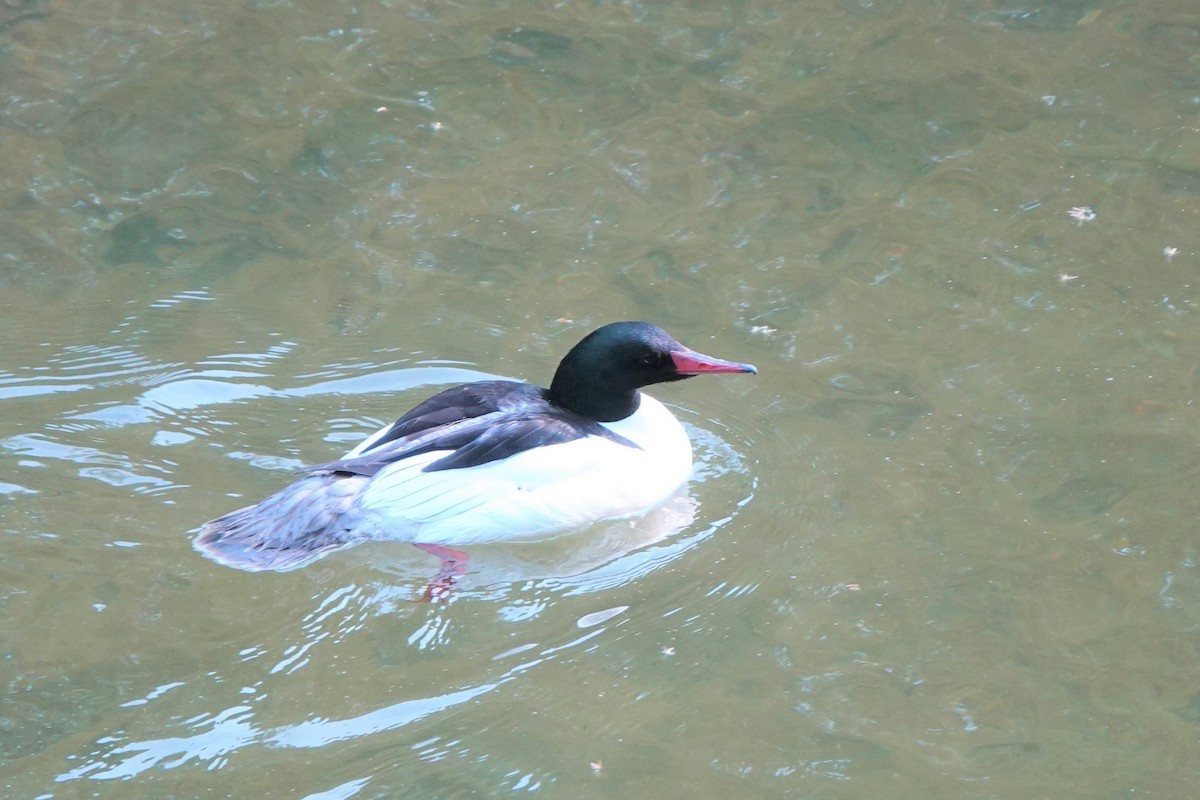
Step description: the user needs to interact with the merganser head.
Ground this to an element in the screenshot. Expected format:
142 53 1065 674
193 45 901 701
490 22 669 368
549 321 756 421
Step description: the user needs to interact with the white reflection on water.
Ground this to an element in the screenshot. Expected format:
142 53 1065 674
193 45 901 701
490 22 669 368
57 614 606 782
65 365 498 427
51 481 748 784
1 351 499 497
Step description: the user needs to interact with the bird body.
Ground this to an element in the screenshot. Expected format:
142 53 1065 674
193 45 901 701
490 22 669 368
194 322 755 576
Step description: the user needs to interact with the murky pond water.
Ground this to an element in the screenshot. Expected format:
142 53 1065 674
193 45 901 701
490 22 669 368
4 0 1200 796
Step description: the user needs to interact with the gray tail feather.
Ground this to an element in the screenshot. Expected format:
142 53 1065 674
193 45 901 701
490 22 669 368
192 474 368 572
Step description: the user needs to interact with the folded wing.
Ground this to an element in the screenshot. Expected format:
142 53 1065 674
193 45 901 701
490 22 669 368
301 380 637 476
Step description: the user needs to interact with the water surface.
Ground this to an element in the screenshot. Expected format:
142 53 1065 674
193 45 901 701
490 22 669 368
4 0 1200 796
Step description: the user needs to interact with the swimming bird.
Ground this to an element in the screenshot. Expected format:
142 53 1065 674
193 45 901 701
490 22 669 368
194 321 756 597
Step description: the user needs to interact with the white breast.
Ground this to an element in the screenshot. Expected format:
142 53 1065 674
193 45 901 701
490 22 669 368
347 393 693 546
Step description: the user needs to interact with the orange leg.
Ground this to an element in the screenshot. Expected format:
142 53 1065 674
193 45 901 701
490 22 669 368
413 542 470 603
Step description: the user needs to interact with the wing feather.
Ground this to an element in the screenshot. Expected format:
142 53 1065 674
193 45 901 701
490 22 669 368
301 381 638 477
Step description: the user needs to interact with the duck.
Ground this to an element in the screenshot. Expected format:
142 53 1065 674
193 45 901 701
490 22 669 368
193 321 756 597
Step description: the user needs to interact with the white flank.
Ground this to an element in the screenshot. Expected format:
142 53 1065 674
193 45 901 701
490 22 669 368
348 393 692 545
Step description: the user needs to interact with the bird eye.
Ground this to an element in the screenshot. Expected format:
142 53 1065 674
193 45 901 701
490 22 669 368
640 353 656 366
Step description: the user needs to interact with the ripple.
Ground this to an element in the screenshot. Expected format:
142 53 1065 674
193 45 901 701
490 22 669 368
52 604 630 783
0 344 164 401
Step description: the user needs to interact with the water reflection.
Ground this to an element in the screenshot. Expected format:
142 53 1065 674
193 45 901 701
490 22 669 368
50 493 744 784
1 337 498 496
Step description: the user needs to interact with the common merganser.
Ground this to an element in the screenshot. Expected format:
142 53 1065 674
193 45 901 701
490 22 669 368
194 321 756 596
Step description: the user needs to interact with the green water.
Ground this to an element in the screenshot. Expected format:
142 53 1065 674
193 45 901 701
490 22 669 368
4 0 1200 796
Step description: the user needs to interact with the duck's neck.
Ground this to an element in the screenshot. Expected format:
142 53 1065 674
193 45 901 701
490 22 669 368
549 366 641 422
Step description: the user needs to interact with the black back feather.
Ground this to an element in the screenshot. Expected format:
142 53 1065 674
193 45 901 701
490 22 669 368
300 381 638 477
